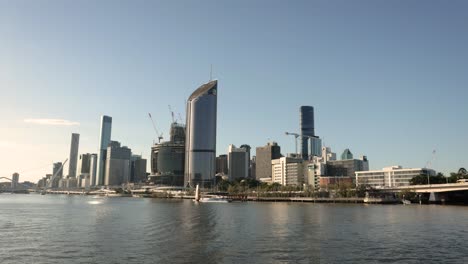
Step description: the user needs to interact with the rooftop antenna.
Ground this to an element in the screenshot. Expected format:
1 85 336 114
210 64 213 81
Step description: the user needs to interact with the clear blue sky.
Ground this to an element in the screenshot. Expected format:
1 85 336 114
1 0 467 182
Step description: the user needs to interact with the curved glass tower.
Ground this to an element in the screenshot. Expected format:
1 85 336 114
184 80 217 188
300 106 314 160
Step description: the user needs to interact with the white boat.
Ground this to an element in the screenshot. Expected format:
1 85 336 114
198 195 232 203
193 184 231 203
402 199 411 205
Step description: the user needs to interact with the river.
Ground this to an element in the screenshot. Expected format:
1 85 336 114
1 194 467 263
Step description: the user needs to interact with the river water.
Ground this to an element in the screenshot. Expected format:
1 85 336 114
1 194 467 264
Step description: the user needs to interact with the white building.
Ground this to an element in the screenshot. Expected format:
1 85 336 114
321 147 336 163
304 158 327 190
272 157 304 186
228 144 249 180
355 166 436 188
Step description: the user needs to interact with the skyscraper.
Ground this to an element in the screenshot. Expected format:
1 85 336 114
184 80 217 188
255 142 282 180
68 133 80 178
216 154 228 175
89 154 98 186
300 106 314 160
105 141 131 186
239 144 252 178
130 155 147 183
53 162 63 178
228 145 249 180
11 173 19 189
96 115 112 186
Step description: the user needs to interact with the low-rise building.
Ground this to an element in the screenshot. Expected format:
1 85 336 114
355 166 436 188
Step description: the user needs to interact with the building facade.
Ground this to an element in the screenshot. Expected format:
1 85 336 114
321 147 336 163
77 153 92 176
356 166 436 188
272 157 304 186
304 159 326 190
184 80 217 188
130 155 147 183
341 149 353 160
216 154 228 175
11 173 19 189
300 106 315 160
97 115 112 186
228 144 249 180
151 141 185 186
326 157 369 178
68 133 80 178
89 154 98 186
239 144 252 177
105 141 131 186
255 142 282 180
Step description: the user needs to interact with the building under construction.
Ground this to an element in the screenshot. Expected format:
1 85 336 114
149 122 186 186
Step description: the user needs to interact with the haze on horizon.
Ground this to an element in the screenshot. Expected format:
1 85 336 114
1 0 467 182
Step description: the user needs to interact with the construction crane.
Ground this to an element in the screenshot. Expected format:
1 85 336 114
168 105 175 123
148 113 163 143
45 158 68 191
178 113 183 124
285 132 300 155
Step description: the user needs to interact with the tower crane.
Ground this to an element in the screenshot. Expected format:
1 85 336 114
285 132 300 155
168 105 175 123
148 113 163 143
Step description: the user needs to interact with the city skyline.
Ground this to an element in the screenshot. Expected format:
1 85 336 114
1 1 468 182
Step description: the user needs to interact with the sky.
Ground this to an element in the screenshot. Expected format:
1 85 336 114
1 0 467 182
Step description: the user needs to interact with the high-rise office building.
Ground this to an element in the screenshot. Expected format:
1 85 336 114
89 154 98 186
184 80 217 188
341 149 353 160
239 144 252 177
53 162 63 178
300 106 315 160
77 153 92 175
68 133 80 178
130 155 147 183
216 155 228 175
228 145 249 180
255 142 282 180
11 173 19 189
105 141 131 186
97 115 112 186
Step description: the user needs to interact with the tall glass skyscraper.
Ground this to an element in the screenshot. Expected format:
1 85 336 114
96 115 112 186
300 106 315 160
184 80 217 188
68 133 80 178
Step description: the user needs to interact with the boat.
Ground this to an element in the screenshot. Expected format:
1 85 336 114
364 192 399 204
198 195 232 203
193 184 231 203
402 199 411 205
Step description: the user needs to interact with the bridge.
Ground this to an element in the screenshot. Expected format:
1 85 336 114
380 182 468 203
383 182 468 193
0 177 31 193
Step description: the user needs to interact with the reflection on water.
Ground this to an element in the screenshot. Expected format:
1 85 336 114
1 195 468 264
